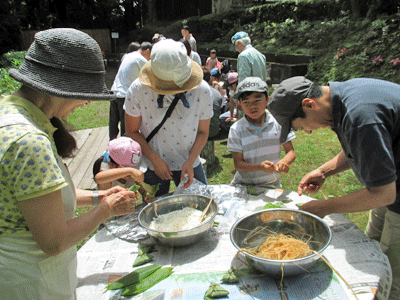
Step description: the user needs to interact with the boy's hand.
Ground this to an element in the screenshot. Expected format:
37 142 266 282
275 161 290 173
260 161 275 173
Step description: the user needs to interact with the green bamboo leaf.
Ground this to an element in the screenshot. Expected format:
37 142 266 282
105 264 161 290
121 267 174 296
263 202 286 209
129 184 141 192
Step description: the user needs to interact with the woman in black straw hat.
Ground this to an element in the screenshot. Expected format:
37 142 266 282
0 28 139 299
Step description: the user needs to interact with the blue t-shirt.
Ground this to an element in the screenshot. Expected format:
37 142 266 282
330 78 400 213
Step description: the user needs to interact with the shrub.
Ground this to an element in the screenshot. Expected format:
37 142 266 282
0 51 26 68
0 52 24 95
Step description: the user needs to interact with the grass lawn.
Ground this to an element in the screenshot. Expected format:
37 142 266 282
69 100 369 237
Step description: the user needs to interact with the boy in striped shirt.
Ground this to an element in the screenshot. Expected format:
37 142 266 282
227 77 296 188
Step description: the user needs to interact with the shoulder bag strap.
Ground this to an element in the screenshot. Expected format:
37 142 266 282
146 95 180 143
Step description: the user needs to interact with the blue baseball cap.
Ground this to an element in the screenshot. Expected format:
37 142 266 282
210 68 220 76
231 31 249 44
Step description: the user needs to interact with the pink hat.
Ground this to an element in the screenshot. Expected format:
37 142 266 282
227 72 238 84
108 137 143 168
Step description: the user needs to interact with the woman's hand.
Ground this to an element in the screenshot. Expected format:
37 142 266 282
152 156 172 181
101 187 138 217
181 161 194 189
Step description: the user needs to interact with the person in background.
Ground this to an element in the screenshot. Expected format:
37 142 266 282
126 42 140 55
231 31 267 83
210 67 226 99
205 49 219 72
124 39 213 197
93 136 148 201
120 42 141 62
203 71 223 140
227 77 296 188
182 39 202 67
268 76 400 299
152 33 165 44
181 25 197 52
219 72 242 131
0 28 138 300
110 41 152 140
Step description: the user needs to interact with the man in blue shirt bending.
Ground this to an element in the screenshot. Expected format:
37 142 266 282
268 76 400 299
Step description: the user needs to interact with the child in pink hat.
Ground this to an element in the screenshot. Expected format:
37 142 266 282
93 137 149 202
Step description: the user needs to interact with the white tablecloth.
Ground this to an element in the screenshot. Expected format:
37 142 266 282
76 185 392 300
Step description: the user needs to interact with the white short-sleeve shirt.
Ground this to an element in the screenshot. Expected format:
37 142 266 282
111 51 147 98
124 79 213 171
227 112 295 186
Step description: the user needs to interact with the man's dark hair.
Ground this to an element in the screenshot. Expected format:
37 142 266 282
308 82 323 99
289 82 323 122
127 42 140 53
140 41 153 51
182 25 190 32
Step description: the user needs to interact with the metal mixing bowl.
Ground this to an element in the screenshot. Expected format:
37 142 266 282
230 209 332 277
138 194 218 247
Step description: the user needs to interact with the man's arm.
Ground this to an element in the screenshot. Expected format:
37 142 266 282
301 181 396 218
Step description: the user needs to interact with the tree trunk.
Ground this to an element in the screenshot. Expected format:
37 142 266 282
349 0 361 18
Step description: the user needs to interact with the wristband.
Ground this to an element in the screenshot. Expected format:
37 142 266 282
93 190 99 206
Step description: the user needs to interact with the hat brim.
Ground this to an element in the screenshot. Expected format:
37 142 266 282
9 60 115 101
273 114 291 144
139 60 203 95
233 87 267 100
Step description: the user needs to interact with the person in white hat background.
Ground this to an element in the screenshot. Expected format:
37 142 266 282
0 28 139 299
124 39 213 197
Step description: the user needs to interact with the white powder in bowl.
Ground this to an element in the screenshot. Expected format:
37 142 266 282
149 207 203 231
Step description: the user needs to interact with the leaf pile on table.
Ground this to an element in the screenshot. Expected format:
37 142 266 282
105 264 174 297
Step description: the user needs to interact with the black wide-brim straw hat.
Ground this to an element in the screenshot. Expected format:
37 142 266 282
9 28 115 101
